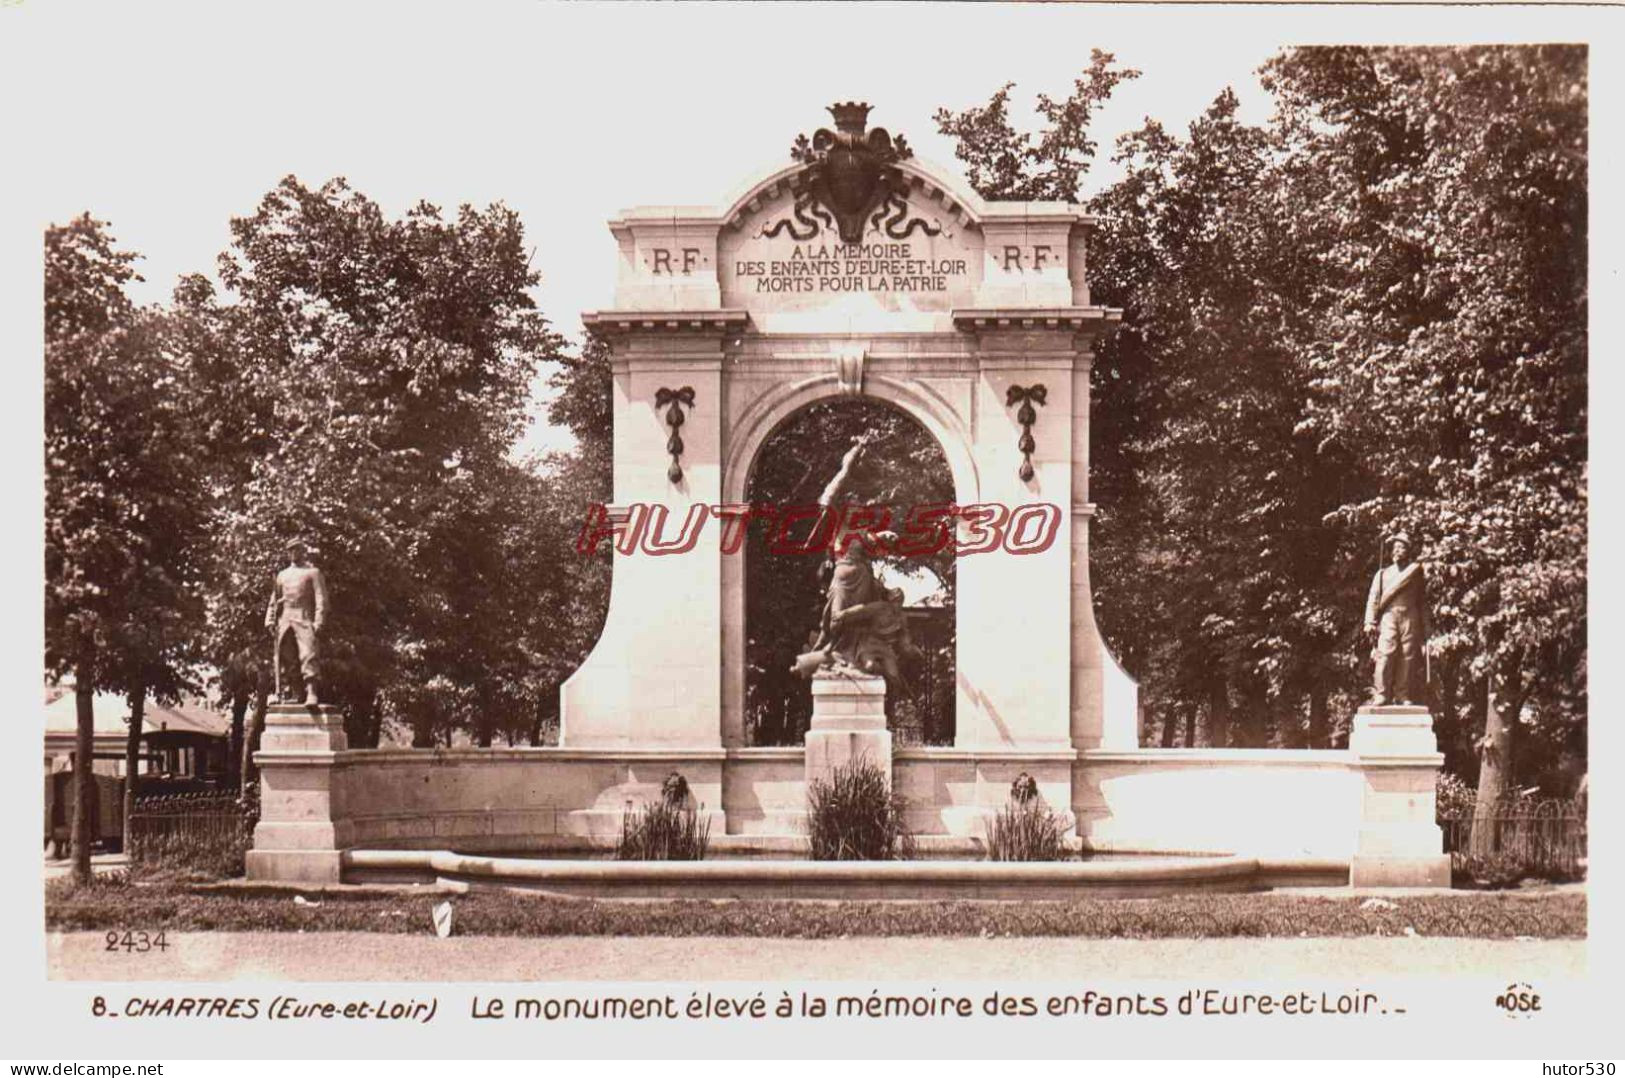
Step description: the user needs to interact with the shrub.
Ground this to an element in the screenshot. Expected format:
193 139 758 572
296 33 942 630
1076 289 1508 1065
1452 853 1531 890
985 774 1073 861
1437 779 1585 887
806 758 915 861
615 773 711 860
1435 771 1478 820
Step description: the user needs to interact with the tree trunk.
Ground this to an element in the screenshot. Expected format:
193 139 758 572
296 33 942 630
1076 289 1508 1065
1307 686 1328 749
1207 682 1230 748
364 692 383 748
1470 665 1523 857
1159 710 1178 748
241 681 268 791
528 698 546 747
228 693 247 790
1183 707 1196 749
343 704 364 749
1235 686 1268 748
412 706 435 749
1274 697 1301 749
72 672 96 885
121 684 145 853
1437 656 1462 775
344 693 381 749
532 698 561 747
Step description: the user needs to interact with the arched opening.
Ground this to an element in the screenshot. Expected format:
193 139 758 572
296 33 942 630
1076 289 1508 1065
743 396 956 747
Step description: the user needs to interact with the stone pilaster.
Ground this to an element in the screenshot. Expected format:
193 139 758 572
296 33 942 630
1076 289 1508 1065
561 314 743 750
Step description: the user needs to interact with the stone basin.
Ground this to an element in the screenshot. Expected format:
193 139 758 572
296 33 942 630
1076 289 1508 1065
341 849 1349 900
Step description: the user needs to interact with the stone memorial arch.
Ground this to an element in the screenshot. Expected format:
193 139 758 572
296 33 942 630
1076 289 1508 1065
562 103 1139 824
249 104 1449 888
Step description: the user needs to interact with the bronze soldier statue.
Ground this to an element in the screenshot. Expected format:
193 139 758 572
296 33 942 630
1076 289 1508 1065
1364 531 1428 705
266 539 329 705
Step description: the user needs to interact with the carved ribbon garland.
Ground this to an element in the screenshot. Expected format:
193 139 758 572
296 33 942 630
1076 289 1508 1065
655 386 695 483
1006 384 1047 482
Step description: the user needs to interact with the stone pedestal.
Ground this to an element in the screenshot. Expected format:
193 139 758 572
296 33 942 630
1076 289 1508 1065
258 701 348 753
804 671 891 789
245 703 351 883
1348 705 1451 887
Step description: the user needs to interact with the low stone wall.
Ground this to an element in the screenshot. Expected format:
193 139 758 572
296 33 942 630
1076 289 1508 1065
256 744 1361 858
894 749 1076 837
248 705 1447 886
337 748 727 852
720 747 1088 838
1075 749 1363 858
721 748 804 835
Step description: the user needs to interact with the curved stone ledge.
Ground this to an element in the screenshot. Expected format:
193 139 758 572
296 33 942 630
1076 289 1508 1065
1254 858 1353 888
342 849 1269 900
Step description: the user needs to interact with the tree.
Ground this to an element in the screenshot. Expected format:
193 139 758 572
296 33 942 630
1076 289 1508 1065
545 335 614 486
1267 46 1588 812
182 177 567 745
1085 90 1366 748
940 64 1353 746
934 50 1141 202
937 46 1586 777
518 335 616 744
45 216 206 880
220 645 269 791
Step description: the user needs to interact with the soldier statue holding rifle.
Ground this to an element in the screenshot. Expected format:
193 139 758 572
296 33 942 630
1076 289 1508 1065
266 539 329 705
1364 531 1428 706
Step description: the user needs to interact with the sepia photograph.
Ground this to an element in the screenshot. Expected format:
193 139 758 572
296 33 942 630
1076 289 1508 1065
4 0 1617 1064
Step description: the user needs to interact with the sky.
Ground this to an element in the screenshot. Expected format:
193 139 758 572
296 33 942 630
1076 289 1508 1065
14 1 1619 459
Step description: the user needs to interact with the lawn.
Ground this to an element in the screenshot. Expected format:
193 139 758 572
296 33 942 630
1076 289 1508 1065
45 876 1586 939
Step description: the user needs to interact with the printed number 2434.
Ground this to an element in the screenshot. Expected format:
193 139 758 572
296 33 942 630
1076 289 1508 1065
105 930 168 953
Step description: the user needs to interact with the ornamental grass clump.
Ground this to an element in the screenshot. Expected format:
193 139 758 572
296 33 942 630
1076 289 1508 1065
806 757 915 861
615 772 711 861
984 772 1073 862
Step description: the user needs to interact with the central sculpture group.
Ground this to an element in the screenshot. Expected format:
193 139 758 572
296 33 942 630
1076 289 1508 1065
793 434 924 705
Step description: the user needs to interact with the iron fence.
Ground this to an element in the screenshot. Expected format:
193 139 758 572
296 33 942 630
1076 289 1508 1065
1439 798 1586 881
131 790 242 816
126 790 256 875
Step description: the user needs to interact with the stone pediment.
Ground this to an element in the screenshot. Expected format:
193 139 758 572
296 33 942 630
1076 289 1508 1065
593 108 1107 334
